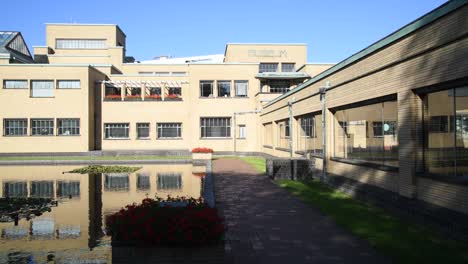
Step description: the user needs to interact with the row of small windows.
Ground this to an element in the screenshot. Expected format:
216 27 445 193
3 80 80 98
104 117 234 139
199 80 248 98
56 39 107 49
104 123 183 139
2 118 80 136
259 63 295 73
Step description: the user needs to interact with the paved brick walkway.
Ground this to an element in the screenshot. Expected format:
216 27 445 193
214 158 391 264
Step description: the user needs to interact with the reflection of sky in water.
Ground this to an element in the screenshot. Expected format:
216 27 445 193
0 164 203 263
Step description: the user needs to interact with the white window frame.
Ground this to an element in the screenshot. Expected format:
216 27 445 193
3 119 28 136
57 80 81 89
31 80 54 98
57 118 80 136
3 80 28 89
104 123 130 139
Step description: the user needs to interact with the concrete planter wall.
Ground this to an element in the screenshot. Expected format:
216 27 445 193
192 153 212 160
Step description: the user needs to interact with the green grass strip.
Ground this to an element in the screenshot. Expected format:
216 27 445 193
277 179 468 264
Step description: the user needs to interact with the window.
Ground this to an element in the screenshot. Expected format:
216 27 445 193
373 121 397 137
31 80 54 97
281 63 295 72
428 116 449 133
3 119 27 136
297 114 322 155
104 174 129 191
137 174 150 191
333 101 398 167
269 80 290 93
146 87 161 100
278 120 290 149
105 123 129 139
157 123 182 138
423 87 468 182
57 80 80 89
259 63 278 73
3 80 27 89
137 123 150 139
300 115 315 138
217 81 231 97
57 119 80 136
3 181 27 197
104 84 121 100
31 119 54 136
57 181 80 198
125 87 142 100
234 81 248 97
30 181 54 198
200 117 231 138
238 125 246 139
56 39 106 49
168 87 181 96
200 81 213 97
157 173 182 190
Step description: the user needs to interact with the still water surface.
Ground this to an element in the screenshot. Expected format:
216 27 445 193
0 164 205 263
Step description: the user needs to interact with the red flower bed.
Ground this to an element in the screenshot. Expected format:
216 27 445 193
125 95 141 99
192 148 213 153
105 197 224 246
166 94 180 99
105 94 122 99
192 172 206 178
146 94 161 99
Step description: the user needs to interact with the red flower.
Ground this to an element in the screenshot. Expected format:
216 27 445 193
191 147 213 153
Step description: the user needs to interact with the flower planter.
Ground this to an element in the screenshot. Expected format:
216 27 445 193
144 96 162 101
124 97 143 101
192 153 212 160
104 96 122 101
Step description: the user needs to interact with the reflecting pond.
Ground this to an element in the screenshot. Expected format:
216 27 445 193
0 163 206 263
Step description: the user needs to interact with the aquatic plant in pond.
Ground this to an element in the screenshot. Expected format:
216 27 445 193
0 198 57 224
105 196 224 246
65 165 141 174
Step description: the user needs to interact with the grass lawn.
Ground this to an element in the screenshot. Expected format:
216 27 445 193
215 156 266 174
277 179 468 264
0 155 190 161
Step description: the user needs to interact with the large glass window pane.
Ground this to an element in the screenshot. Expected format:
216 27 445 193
425 90 454 179
269 80 290 93
333 101 398 166
297 114 323 155
454 87 468 180
217 81 231 97
31 80 54 97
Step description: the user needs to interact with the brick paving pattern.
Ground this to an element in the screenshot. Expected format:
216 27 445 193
214 158 391 264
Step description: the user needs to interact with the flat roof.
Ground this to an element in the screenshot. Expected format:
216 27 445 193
264 0 468 108
45 23 126 37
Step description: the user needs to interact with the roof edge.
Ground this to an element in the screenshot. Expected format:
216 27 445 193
264 0 468 108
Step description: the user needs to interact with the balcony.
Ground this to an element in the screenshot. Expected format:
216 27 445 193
101 80 187 102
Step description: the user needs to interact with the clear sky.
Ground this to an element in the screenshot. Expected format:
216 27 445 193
1 0 448 63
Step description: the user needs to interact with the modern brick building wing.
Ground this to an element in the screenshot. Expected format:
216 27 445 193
1 1 468 216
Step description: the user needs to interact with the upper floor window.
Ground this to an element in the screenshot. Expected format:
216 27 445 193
269 80 290 93
259 63 278 73
56 39 106 49
3 80 28 89
200 81 214 97
234 81 248 97
217 81 231 97
31 80 54 98
281 63 295 72
57 80 80 89
104 84 121 101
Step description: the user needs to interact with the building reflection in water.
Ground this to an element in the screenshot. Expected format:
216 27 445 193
0 164 202 262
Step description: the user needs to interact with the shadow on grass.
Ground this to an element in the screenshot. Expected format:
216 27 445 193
278 179 468 264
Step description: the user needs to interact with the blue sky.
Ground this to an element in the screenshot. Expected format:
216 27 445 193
1 0 448 63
